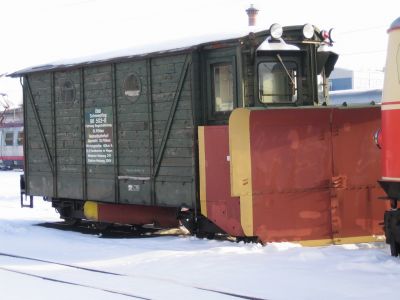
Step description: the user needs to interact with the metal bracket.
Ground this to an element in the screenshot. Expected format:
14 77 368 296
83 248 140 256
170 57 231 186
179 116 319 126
21 193 34 208
20 174 33 208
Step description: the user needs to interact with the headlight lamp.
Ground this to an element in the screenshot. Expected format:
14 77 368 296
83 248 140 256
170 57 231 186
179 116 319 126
270 23 283 39
302 23 314 39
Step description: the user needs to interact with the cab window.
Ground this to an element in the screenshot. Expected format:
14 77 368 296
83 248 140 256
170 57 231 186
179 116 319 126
258 61 298 103
212 63 234 112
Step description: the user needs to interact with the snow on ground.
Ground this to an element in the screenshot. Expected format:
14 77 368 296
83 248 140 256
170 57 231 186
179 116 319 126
1 171 400 300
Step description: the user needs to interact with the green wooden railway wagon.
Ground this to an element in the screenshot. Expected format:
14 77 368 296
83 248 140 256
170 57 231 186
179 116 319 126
10 24 339 233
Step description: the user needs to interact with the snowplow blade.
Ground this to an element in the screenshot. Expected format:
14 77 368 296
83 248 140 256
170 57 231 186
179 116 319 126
199 106 388 245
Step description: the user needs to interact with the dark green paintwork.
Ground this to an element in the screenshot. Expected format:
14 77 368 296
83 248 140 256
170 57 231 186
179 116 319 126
20 25 331 211
24 52 197 209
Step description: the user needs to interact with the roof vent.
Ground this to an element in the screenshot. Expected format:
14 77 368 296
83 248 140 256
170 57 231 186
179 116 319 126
246 4 259 27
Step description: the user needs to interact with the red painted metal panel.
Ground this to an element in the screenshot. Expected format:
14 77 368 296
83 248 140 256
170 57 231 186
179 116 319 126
250 109 332 193
381 108 400 179
97 203 179 228
202 107 386 243
249 109 333 242
203 126 244 236
253 191 332 242
332 108 381 185
333 188 386 238
331 107 387 238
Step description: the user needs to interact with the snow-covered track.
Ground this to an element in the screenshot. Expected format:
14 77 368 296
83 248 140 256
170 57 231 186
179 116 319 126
0 251 123 275
0 252 267 300
0 265 151 299
36 221 163 238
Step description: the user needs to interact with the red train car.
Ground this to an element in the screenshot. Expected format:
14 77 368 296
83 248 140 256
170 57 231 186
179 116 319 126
376 17 400 256
0 107 24 170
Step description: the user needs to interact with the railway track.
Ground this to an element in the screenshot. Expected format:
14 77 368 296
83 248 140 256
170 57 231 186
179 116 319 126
36 221 163 238
35 220 241 242
0 251 267 300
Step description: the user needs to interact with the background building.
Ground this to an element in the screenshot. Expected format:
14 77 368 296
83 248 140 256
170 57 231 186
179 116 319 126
329 67 384 91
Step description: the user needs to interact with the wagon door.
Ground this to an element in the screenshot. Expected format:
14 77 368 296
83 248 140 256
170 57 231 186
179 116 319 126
115 61 152 205
54 70 85 200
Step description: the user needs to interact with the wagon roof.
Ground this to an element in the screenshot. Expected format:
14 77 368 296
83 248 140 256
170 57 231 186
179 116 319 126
9 25 306 77
9 30 252 77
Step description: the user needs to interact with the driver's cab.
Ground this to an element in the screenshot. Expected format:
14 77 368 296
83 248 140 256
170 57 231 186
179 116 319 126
203 23 338 124
254 24 337 107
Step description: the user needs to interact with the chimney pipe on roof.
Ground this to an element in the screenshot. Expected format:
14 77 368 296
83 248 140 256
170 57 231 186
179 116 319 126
246 4 259 27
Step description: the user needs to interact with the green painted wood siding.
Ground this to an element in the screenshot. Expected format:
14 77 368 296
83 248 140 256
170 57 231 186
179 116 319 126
24 52 196 209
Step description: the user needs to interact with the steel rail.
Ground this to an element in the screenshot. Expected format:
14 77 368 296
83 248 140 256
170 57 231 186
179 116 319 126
0 265 150 300
0 251 268 300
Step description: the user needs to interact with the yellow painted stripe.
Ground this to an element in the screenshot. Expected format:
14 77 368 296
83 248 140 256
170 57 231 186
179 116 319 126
297 238 333 247
382 176 400 181
229 108 251 197
229 108 253 236
198 126 207 217
297 235 385 247
84 201 99 221
332 235 385 245
381 104 400 110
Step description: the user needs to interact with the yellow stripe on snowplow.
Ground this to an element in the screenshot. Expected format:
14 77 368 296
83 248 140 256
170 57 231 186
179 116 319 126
297 235 385 247
84 201 99 221
332 235 385 245
229 108 253 236
198 126 207 217
297 239 333 247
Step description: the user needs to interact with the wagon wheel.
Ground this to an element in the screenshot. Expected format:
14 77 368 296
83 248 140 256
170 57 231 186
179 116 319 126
62 217 80 226
196 232 215 240
390 198 398 210
93 222 110 231
389 240 400 257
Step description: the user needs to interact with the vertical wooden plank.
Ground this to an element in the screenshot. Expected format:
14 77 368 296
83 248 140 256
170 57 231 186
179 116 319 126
80 68 87 200
51 72 58 198
154 54 192 177
190 52 199 216
146 58 155 205
84 65 115 202
111 63 119 203
24 76 54 175
22 78 29 194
